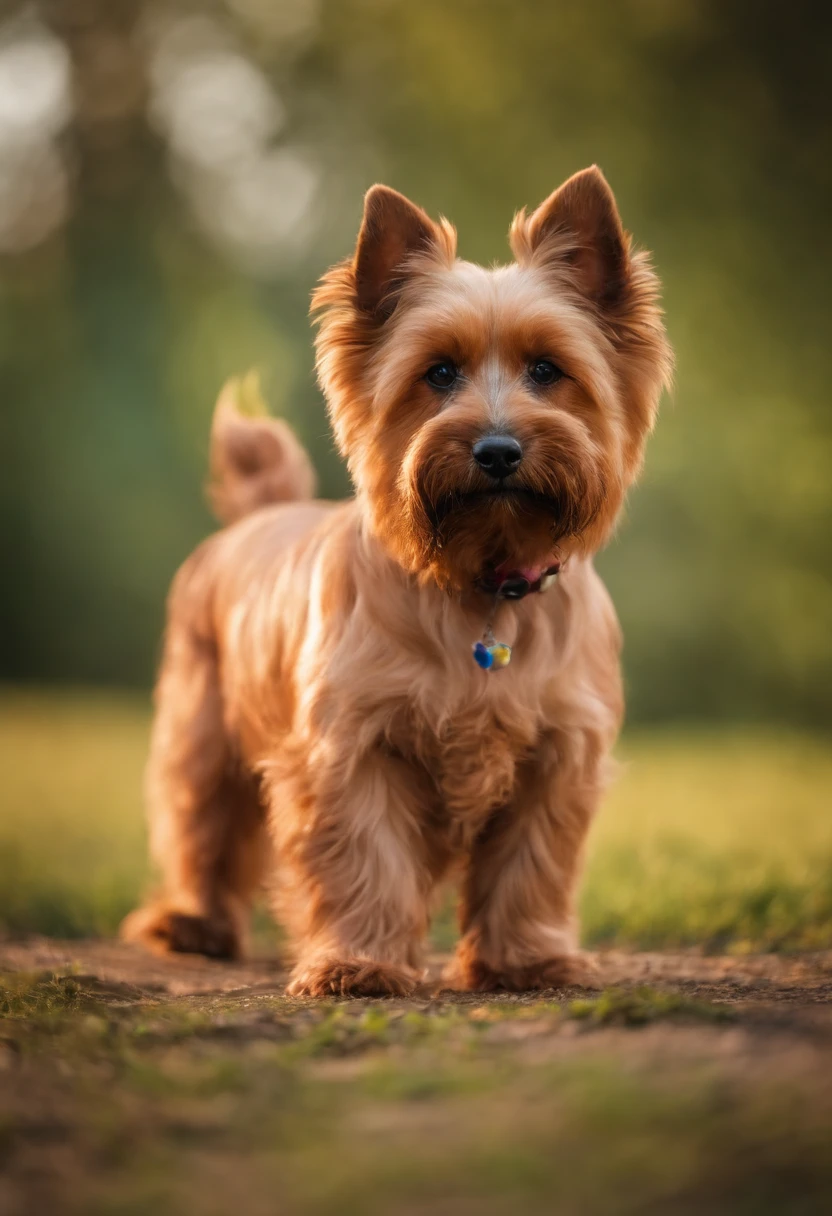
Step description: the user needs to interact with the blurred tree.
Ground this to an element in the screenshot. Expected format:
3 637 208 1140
0 0 830 725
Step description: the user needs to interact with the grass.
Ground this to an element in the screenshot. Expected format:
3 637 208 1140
1 686 831 952
0 688 149 938
565 985 734 1026
582 730 832 952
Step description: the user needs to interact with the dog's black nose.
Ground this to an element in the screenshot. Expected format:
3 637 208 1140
472 435 523 480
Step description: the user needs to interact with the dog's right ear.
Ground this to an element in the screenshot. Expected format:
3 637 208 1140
510 166 629 307
353 186 451 318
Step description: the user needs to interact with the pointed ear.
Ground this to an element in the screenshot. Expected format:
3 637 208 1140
514 166 629 305
354 185 447 318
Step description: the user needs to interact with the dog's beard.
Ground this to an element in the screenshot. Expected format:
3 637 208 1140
412 470 607 590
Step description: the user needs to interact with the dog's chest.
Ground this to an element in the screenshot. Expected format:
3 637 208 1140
395 702 536 853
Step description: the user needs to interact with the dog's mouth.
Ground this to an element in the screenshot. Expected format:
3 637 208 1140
426 485 564 530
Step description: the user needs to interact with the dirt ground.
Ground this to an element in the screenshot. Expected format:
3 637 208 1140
3 934 832 1010
2 939 832 1216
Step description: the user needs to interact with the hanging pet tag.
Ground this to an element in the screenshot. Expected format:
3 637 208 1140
472 624 512 671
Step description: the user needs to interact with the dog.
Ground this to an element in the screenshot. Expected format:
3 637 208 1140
122 166 672 996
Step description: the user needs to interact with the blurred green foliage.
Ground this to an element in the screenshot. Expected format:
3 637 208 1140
1 0 830 724
3 690 831 950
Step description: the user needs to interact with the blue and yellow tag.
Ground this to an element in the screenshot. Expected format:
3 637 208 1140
472 641 512 670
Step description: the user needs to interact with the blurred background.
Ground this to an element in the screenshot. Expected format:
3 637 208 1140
1 0 830 945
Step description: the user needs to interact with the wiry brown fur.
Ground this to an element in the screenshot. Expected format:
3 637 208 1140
122 167 672 996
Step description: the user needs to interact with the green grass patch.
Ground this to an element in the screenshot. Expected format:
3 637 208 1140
567 985 734 1026
581 729 832 951
1 688 831 952
0 689 150 938
0 972 87 1018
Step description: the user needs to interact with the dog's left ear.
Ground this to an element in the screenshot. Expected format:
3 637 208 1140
354 185 451 319
512 166 629 306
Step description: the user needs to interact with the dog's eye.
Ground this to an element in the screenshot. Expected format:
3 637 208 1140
528 360 564 387
425 362 458 390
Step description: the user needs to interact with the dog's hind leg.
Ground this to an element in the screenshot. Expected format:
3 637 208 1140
121 612 266 960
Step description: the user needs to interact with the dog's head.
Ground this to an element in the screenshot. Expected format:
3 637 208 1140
313 167 672 591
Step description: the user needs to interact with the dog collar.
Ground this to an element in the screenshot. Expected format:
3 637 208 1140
472 559 562 671
477 559 562 601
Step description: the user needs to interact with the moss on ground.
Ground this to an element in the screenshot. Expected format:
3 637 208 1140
1 969 830 1216
566 985 735 1027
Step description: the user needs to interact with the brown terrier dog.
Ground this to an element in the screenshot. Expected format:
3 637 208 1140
122 166 672 996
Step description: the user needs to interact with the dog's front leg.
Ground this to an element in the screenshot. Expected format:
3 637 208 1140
269 741 435 998
448 731 605 992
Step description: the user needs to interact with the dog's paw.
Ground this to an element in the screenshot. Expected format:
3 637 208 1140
447 951 599 993
120 905 241 961
286 958 419 998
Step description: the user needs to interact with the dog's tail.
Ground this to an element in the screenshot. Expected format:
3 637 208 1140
207 374 317 525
